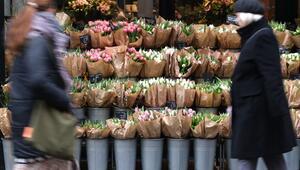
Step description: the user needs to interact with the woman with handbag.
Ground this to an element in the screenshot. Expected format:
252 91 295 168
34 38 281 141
6 0 77 169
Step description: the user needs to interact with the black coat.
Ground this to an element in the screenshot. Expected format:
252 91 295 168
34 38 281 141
231 18 296 159
9 36 70 159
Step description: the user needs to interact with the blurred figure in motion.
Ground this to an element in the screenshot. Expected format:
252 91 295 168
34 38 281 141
5 0 74 169
231 0 296 170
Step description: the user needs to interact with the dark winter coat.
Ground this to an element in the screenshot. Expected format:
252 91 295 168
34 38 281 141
9 36 71 159
231 18 296 159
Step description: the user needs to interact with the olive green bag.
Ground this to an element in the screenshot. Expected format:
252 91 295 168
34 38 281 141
26 101 77 160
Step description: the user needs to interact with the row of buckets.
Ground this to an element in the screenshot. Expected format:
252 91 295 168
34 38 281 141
2 138 300 170
2 107 300 170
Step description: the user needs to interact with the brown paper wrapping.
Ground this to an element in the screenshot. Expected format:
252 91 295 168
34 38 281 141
281 57 288 78
294 111 300 138
114 28 129 46
292 35 300 49
203 117 219 138
289 82 300 108
167 86 176 102
87 89 116 107
86 127 110 139
90 30 114 49
137 118 161 138
207 51 221 75
193 26 216 48
218 115 231 138
63 56 87 78
144 84 167 107
217 32 241 49
162 115 192 138
195 91 214 108
163 49 177 77
213 93 222 107
70 92 86 108
286 59 300 76
106 46 127 77
193 49 210 78
191 120 205 138
274 31 286 46
0 108 11 138
125 58 144 77
175 85 196 108
169 25 181 46
142 29 156 49
177 31 195 46
128 36 143 48
174 50 198 78
86 59 114 77
106 119 137 139
282 31 294 49
155 28 172 48
114 83 141 108
222 90 232 106
75 126 85 138
69 30 89 49
140 60 166 78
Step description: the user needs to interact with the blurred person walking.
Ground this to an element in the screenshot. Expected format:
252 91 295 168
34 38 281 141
231 0 297 170
5 0 77 169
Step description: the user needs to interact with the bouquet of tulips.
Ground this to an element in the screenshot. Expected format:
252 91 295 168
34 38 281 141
219 79 232 106
161 108 194 138
87 79 117 107
66 0 94 15
89 20 114 49
113 21 143 48
193 48 211 78
139 49 166 78
139 78 167 107
177 23 195 46
63 49 87 78
191 112 220 139
174 48 198 78
193 24 216 48
106 118 137 139
292 27 300 48
136 19 156 49
175 79 196 108
206 50 222 76
155 20 173 48
0 84 11 138
166 79 176 105
133 108 162 138
70 78 87 108
218 113 231 138
281 53 300 77
195 81 223 108
83 120 110 139
85 49 114 77
217 50 239 78
270 21 294 49
114 80 142 108
65 25 90 49
216 24 241 49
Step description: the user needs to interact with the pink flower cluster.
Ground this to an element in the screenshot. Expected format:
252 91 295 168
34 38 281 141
89 20 112 34
183 108 196 117
86 49 112 63
123 22 142 33
136 109 155 121
126 48 145 62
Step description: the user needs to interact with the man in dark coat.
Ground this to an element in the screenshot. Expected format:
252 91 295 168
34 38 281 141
231 0 297 169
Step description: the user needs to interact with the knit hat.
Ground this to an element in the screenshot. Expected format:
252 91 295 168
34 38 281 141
234 0 265 15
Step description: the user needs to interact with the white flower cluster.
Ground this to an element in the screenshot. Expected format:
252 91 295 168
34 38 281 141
281 53 300 61
139 49 165 62
139 78 166 91
217 27 237 33
175 79 195 89
197 24 215 33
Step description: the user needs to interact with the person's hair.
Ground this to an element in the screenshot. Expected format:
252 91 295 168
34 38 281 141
5 0 57 62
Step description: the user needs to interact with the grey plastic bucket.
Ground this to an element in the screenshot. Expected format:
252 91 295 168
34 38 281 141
74 139 81 162
168 138 190 170
141 138 163 170
87 139 109 170
113 107 133 120
257 158 267 170
72 108 85 121
114 139 137 170
195 108 218 114
284 146 299 170
226 139 238 170
2 139 14 170
194 139 216 170
88 108 111 122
